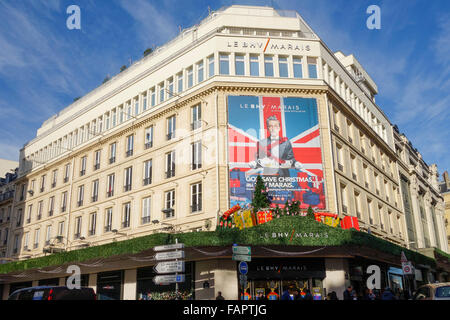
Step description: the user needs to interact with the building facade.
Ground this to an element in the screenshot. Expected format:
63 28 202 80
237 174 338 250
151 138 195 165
1 5 448 300
440 172 450 250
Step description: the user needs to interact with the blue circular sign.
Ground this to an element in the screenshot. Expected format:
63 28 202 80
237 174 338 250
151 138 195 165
239 261 248 275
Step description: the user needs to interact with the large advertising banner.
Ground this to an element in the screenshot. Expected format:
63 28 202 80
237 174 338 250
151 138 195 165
228 96 326 210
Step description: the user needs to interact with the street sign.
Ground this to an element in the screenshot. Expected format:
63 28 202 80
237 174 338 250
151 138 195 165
154 243 185 252
402 261 414 275
232 246 251 255
154 261 185 274
232 254 251 262
239 261 248 275
400 251 408 263
153 274 185 284
155 251 185 261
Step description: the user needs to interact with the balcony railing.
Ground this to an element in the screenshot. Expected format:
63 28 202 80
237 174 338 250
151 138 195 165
109 157 116 164
48 210 53 217
143 178 152 186
124 184 132 192
37 214 42 220
165 169 175 179
167 132 175 140
61 206 66 213
145 142 153 149
0 190 15 202
80 170 86 176
89 229 96 236
337 163 344 171
94 163 100 170
77 200 83 207
141 216 151 224
91 195 98 203
104 226 112 233
51 182 56 188
191 203 202 213
107 190 114 198
126 150 133 157
122 221 130 229
64 177 69 183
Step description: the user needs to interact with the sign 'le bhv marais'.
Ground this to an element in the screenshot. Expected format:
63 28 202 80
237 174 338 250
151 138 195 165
227 40 312 52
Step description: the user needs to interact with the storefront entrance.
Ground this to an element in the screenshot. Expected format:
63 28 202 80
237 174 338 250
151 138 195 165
240 258 326 300
96 270 123 300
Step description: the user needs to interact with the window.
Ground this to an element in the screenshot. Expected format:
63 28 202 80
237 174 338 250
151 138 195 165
37 201 43 220
107 174 115 197
191 104 202 130
45 225 51 246
13 234 19 254
142 197 151 224
278 56 288 77
23 232 29 250
187 66 193 88
126 135 134 157
105 208 113 232
307 57 318 79
264 55 274 77
164 190 175 219
235 54 245 75
34 229 40 249
109 142 116 164
92 179 99 202
123 202 131 228
165 151 175 178
340 184 348 214
74 216 82 239
354 192 361 219
80 156 87 176
197 60 204 83
89 213 97 236
208 55 215 78
368 199 373 225
143 160 152 186
142 94 147 111
219 53 229 75
293 57 303 78
177 73 183 93
150 88 156 107
61 191 67 212
94 150 101 170
336 144 343 171
159 82 165 103
48 196 54 216
51 170 58 188
119 105 124 123
105 112 110 130
191 183 202 213
77 185 84 207
144 126 153 149
124 167 133 192
126 102 132 120
134 97 139 116
192 141 202 170
112 109 117 127
58 221 64 239
40 174 46 192
167 77 174 98
27 204 32 223
250 55 259 76
16 209 22 227
64 163 70 183
167 115 176 140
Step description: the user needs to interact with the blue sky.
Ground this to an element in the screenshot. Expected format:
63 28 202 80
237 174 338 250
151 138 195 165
0 0 449 177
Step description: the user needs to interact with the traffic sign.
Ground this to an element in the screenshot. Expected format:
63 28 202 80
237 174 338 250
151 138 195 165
232 254 251 262
232 246 251 255
153 274 185 284
155 251 185 261
154 243 185 252
402 261 414 275
154 261 185 274
239 261 249 275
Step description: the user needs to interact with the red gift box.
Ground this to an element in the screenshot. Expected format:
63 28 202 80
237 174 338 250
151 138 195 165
257 211 273 225
340 216 360 231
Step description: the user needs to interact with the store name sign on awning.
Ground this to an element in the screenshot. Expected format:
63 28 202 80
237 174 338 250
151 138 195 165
259 231 329 239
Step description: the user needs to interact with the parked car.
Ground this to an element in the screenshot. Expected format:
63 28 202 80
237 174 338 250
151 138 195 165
8 286 96 300
412 282 450 300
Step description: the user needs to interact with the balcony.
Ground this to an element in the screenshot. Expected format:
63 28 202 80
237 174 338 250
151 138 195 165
74 233 81 240
352 173 357 181
48 210 53 217
141 216 151 224
145 142 153 149
124 184 132 192
91 195 98 203
51 182 56 188
126 150 133 157
165 170 175 179
348 137 353 144
37 214 42 221
143 178 152 186
61 206 66 213
0 190 14 202
334 125 340 133
122 221 130 229
337 163 344 172
89 229 96 236
104 226 112 233
40 187 45 193
94 163 100 171
64 177 69 183
109 157 116 164
192 163 202 170
191 203 202 213
191 121 202 131
80 170 86 176
77 200 83 207
107 190 114 198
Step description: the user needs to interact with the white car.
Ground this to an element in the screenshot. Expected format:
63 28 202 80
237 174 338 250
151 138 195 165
413 282 450 300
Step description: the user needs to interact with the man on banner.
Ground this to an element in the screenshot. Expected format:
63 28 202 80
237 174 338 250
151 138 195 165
249 116 303 176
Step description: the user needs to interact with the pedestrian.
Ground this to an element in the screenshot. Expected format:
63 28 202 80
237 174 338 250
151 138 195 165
304 289 313 301
381 287 396 300
216 291 225 300
364 288 376 300
343 285 357 300
327 291 338 300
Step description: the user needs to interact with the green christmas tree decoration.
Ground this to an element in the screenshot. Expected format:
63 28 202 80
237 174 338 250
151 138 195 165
306 205 315 220
251 175 270 213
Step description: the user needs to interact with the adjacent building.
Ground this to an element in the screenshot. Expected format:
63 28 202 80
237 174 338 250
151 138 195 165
0 5 448 300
